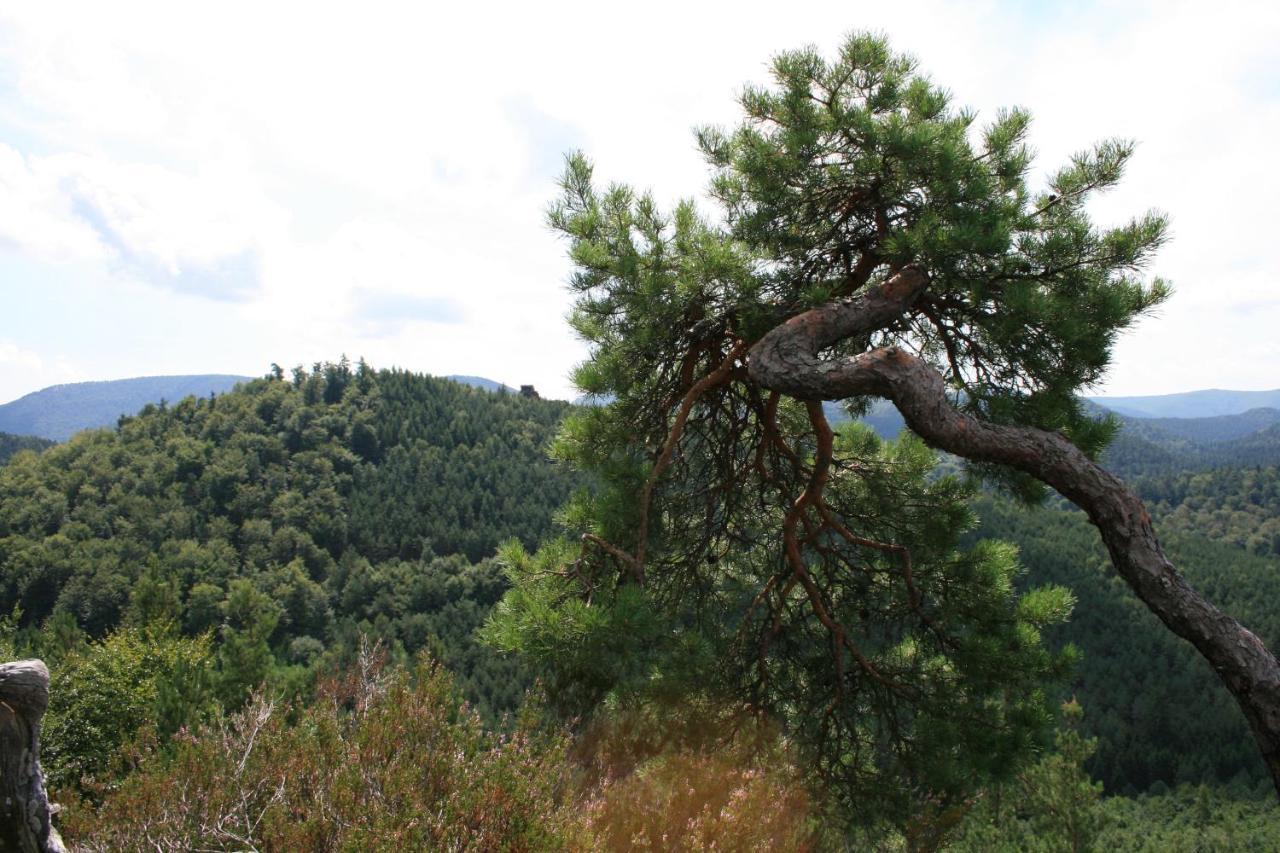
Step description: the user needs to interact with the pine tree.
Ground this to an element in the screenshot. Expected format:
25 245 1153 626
485 31 1280 828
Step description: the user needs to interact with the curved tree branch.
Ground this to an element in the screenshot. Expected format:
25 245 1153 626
636 340 748 575
748 266 1280 797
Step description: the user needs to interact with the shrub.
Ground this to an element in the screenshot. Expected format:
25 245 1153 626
66 656 582 851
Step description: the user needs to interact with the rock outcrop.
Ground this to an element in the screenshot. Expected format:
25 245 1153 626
0 660 65 853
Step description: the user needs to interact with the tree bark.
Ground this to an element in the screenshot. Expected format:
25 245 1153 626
0 660 66 853
748 266 1280 798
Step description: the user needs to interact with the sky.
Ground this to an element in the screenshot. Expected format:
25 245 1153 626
1 0 1277 404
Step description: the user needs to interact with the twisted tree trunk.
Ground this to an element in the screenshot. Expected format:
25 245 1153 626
748 265 1280 798
0 661 65 853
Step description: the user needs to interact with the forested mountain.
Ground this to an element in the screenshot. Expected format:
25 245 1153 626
5 361 1278 845
972 409 1280 794
1205 422 1280 468
0 431 53 465
819 398 1280 793
1087 388 1280 418
1127 407 1280 444
0 361 577 720
823 398 907 439
445 375 516 393
0 374 251 440
806 402 1280 795
1131 465 1280 557
1104 419 1280 478
6 364 1278 791
833 399 1280 480
972 495 1280 794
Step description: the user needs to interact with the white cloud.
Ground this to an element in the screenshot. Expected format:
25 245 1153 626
0 144 109 260
0 0 1277 400
0 340 82 403
0 143 281 299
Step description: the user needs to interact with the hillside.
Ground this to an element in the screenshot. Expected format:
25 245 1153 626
1104 417 1280 478
830 398 1280 478
1129 407 1280 443
0 431 54 465
1087 388 1280 418
0 362 578 721
971 494 1280 792
0 375 252 441
445 375 515 393
816 398 1280 791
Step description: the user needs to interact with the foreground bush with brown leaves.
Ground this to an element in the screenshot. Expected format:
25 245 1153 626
61 653 820 852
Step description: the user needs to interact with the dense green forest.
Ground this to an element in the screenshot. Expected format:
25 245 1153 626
3 11 1278 848
4 361 1279 847
0 361 577 725
973 407 1280 794
1131 466 1280 558
1104 416 1280 478
0 430 53 465
971 495 1280 794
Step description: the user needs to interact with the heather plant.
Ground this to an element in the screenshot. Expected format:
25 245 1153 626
66 655 582 851
64 648 839 851
581 748 819 851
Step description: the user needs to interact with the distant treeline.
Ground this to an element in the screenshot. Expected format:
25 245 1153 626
0 431 54 465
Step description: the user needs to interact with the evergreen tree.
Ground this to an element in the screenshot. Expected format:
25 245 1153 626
485 30 1280 832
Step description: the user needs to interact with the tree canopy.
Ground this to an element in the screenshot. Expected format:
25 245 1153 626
486 31 1280 828
0 362 579 727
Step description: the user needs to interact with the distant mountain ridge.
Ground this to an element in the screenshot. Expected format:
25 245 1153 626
1086 388 1280 419
8 371 1279 454
445 375 516 394
0 375 251 441
0 432 54 465
820 398 1280 476
1117 407 1280 445
0 373 540 443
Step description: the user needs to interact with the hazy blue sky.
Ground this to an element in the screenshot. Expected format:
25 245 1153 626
1 1 1277 403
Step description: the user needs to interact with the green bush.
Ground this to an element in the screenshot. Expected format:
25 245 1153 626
42 625 215 798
